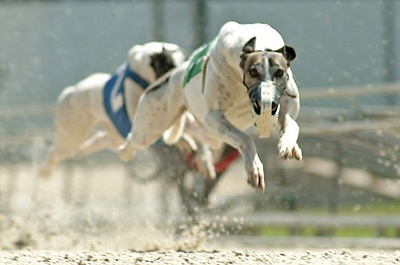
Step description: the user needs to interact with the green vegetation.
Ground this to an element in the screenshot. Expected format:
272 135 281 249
238 202 400 238
252 226 400 238
298 201 400 216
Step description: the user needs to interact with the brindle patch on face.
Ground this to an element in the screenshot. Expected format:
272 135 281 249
150 48 177 78
241 51 289 90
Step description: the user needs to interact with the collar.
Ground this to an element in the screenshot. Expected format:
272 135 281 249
125 65 150 89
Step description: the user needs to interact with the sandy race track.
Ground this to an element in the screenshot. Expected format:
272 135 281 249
1 249 400 265
1 162 400 264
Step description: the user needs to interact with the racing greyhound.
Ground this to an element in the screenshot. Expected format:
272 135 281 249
40 42 186 177
119 22 302 190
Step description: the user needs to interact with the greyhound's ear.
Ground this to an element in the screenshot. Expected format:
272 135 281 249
240 37 256 69
276 45 296 63
284 45 296 62
242 36 256 53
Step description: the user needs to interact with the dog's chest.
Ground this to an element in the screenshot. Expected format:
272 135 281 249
218 83 252 129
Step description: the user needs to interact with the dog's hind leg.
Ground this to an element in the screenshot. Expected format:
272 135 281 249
39 95 99 177
79 131 117 156
79 123 122 156
39 136 84 178
39 145 60 178
194 141 216 180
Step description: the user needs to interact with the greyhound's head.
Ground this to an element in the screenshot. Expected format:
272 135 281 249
128 42 186 82
239 37 296 137
150 47 181 78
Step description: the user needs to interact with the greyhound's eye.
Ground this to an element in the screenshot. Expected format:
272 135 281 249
249 68 259 77
275 69 284 78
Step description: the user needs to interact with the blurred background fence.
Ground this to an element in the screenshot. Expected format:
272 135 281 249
1 0 400 247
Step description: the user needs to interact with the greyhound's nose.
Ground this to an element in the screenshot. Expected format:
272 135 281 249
272 101 279 115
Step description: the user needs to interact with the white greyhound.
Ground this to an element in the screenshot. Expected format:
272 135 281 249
40 42 186 177
119 22 302 190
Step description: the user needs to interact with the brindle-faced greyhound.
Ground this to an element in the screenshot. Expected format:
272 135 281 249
119 22 302 190
40 42 186 177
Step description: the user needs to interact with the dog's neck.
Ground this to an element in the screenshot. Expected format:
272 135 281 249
209 48 243 85
125 65 150 89
128 57 157 85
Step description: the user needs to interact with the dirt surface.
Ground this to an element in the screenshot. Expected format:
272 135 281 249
1 162 400 264
1 249 400 264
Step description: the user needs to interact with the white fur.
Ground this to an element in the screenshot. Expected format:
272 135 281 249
119 22 302 190
39 42 185 178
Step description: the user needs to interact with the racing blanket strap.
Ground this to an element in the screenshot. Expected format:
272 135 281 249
103 63 150 137
183 40 213 88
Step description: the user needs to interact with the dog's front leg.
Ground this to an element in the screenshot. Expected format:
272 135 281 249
205 110 265 190
278 113 302 160
277 74 302 160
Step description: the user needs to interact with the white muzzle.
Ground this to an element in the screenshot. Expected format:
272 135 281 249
249 81 281 138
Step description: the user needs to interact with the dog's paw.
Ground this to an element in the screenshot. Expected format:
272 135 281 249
246 156 265 190
118 143 135 161
278 141 302 160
